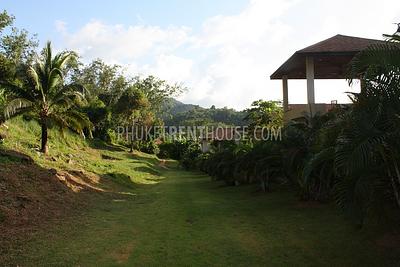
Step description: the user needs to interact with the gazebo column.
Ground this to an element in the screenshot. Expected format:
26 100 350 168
306 56 315 115
282 75 289 112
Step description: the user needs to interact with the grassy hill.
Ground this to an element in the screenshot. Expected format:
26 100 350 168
0 117 168 263
1 117 163 185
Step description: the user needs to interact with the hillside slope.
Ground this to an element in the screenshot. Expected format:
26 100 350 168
0 117 166 261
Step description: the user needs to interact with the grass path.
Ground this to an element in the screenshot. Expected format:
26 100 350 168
11 165 399 266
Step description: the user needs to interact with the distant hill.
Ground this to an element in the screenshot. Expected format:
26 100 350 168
161 98 247 126
163 98 199 115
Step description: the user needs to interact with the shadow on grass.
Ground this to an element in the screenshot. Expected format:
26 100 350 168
101 154 121 161
133 166 161 176
102 172 136 189
129 152 159 164
130 160 155 168
101 170 164 190
0 148 34 164
87 139 125 152
1 144 171 196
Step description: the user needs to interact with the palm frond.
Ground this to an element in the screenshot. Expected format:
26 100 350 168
47 67 63 92
4 98 33 118
49 109 93 138
348 42 400 83
27 66 41 91
44 41 52 71
0 81 35 101
52 51 75 70
303 147 335 184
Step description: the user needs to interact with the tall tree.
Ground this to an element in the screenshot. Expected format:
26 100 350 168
72 59 127 105
0 10 13 33
0 10 38 125
244 100 283 130
133 75 184 114
2 42 92 154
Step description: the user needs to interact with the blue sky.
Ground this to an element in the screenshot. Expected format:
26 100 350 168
2 0 400 110
2 0 248 41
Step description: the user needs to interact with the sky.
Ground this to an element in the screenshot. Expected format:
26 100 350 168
2 0 400 110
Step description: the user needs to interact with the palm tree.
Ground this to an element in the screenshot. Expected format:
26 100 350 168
329 31 400 223
1 41 92 154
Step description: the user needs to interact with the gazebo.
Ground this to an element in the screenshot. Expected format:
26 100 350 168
270 34 385 120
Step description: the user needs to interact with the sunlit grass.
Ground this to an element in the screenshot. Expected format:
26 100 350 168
1 117 164 188
7 169 400 266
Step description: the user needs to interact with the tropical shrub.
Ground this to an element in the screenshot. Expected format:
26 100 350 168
136 140 159 154
179 141 202 170
198 140 284 190
157 141 179 159
157 139 193 160
82 99 111 141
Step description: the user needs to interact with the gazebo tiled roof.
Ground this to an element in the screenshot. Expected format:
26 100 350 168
269 34 385 118
270 34 385 79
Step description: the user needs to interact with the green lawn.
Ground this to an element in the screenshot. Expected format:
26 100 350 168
1 119 398 266
8 164 398 266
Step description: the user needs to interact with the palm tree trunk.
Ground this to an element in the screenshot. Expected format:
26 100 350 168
130 118 135 153
41 120 48 154
130 140 134 153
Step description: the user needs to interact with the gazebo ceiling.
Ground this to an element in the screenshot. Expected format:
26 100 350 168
270 34 385 80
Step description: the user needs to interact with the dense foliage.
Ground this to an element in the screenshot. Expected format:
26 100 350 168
158 139 202 169
0 11 184 153
0 10 38 125
244 100 283 129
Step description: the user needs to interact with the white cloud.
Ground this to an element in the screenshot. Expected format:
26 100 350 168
145 54 194 83
182 0 297 108
55 0 400 110
57 20 192 64
197 0 295 48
